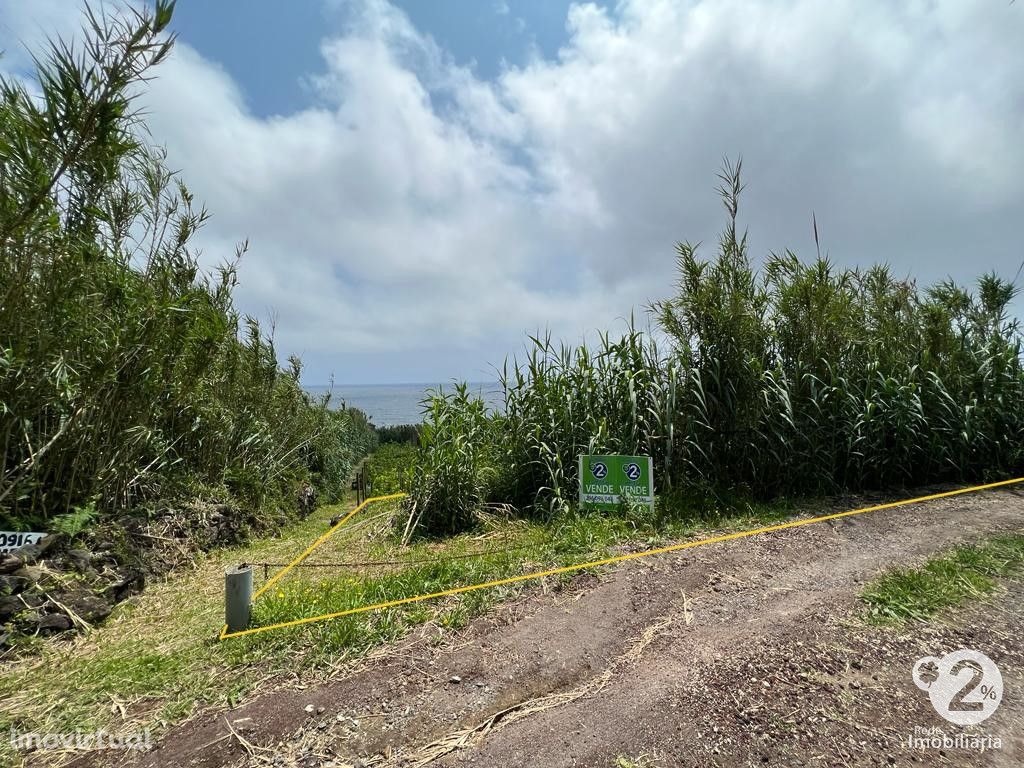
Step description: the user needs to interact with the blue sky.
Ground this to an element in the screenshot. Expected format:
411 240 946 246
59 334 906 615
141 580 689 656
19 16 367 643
2 1 1022 385
169 1 587 118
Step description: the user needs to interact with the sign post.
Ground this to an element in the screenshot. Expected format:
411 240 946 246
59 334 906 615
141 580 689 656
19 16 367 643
578 455 654 512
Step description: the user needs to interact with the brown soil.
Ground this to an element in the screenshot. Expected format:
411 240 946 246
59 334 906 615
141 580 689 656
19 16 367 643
67 487 1024 768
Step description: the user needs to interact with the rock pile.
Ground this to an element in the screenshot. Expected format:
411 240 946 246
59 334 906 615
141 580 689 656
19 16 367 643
0 532 138 647
1 484 316 649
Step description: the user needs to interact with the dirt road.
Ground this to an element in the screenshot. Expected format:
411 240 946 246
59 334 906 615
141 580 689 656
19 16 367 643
72 487 1024 767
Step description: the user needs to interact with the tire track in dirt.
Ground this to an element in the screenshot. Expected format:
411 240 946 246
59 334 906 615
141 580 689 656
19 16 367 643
431 501 1024 767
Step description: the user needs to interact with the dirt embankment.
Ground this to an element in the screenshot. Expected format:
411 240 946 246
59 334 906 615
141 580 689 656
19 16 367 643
70 488 1024 768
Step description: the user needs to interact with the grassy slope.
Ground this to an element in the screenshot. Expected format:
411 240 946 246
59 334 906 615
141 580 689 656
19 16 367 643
8 488 1019 764
0 499 367 761
0 490 795 764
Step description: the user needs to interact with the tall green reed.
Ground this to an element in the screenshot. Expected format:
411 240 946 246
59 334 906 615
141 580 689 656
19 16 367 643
406 160 1024 536
0 3 375 529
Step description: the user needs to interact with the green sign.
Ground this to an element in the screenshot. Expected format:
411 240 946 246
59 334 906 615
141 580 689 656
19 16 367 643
578 454 654 511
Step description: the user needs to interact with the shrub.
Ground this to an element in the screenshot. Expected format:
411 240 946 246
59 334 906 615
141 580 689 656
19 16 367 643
366 443 416 495
403 384 499 540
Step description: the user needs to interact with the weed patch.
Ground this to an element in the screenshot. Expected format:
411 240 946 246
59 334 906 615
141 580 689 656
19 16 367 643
861 534 1024 625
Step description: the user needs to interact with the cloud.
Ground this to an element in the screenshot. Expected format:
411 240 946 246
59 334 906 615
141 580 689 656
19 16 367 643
137 6 623 382
0 1 83 71
3 0 1023 383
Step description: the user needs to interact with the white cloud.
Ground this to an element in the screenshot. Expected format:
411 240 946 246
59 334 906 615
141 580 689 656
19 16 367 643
0 1 84 71
3 0 1023 383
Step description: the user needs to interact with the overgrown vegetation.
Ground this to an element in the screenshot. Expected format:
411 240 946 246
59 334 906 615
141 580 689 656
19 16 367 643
4 2 1021 759
0 2 375 532
375 423 420 445
406 160 1024 537
407 383 505 536
366 443 416 495
861 534 1024 625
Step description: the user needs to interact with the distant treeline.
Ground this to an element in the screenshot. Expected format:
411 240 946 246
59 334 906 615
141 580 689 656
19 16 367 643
375 424 421 445
0 3 375 532
404 161 1024 537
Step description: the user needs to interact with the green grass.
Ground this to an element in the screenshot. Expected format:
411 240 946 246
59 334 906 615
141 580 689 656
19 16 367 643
365 443 417 494
0 501 363 764
0 490 794 765
861 534 1024 626
249 490 797 649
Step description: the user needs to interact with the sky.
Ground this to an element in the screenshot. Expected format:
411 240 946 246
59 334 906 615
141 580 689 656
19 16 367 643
1 0 1022 384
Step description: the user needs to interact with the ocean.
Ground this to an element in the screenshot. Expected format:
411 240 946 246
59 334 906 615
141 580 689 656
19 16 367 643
304 382 503 426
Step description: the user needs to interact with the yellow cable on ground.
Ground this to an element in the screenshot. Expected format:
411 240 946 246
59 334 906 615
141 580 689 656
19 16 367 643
220 477 1023 641
250 492 408 601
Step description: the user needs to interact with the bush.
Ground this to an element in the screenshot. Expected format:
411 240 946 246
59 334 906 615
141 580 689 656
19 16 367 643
366 443 416 495
403 384 500 539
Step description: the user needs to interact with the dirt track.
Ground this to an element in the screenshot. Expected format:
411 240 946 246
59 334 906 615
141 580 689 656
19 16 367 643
72 487 1024 768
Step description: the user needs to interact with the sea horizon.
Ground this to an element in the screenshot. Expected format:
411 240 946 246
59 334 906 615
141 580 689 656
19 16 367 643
304 381 503 426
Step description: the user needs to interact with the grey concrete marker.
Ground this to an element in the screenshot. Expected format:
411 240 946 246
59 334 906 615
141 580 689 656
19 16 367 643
225 564 253 633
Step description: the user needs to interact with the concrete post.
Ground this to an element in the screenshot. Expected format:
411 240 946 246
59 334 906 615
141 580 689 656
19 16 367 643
225 564 253 633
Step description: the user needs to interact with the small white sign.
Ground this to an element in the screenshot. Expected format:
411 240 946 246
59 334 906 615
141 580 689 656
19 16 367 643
0 531 46 555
